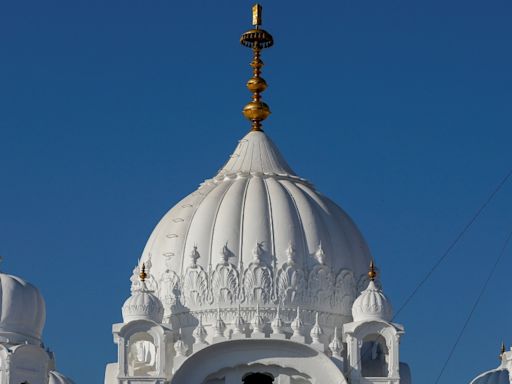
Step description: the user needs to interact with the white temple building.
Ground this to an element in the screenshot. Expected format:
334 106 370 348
102 5 412 383
0 258 74 384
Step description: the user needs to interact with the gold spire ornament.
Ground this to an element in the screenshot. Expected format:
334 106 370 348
368 260 377 281
139 263 147 282
240 4 274 131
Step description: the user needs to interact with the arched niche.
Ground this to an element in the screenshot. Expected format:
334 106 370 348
172 339 346 384
116 319 172 378
345 319 402 380
127 331 158 376
361 334 388 377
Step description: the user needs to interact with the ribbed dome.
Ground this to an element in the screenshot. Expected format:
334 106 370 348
471 369 510 384
122 282 164 323
352 280 392 322
49 370 76 384
0 271 46 343
140 130 372 317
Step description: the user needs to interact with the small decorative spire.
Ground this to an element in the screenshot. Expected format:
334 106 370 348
500 341 507 360
291 307 305 337
368 260 377 282
271 305 284 335
221 243 231 264
285 242 296 264
315 243 326 265
193 315 208 344
240 4 274 132
174 328 188 357
139 263 147 282
233 305 246 336
310 312 323 344
329 327 343 357
252 242 264 262
190 245 200 267
251 304 265 334
214 308 226 337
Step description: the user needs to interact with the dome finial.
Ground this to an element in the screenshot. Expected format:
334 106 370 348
500 341 506 360
139 263 147 282
240 4 274 132
368 259 377 281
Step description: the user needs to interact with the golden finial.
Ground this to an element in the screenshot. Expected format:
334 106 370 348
139 263 147 282
252 4 262 26
500 341 506 360
240 4 274 131
368 260 377 281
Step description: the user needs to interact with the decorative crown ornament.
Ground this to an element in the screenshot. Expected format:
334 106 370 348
240 4 274 131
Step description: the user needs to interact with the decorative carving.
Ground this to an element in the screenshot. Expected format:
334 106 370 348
276 244 305 305
183 247 208 306
211 246 239 305
243 242 272 305
159 254 181 319
334 269 357 315
308 264 334 309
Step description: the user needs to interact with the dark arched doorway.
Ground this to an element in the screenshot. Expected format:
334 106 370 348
242 372 274 384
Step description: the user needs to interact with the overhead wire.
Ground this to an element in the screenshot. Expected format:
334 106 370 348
434 228 512 383
343 167 512 380
393 167 512 320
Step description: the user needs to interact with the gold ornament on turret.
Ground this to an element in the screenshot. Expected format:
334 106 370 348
368 260 377 281
240 4 274 131
139 263 147 282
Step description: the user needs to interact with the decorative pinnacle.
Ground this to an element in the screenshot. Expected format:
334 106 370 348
500 341 506 360
368 260 377 281
139 263 147 282
240 4 274 132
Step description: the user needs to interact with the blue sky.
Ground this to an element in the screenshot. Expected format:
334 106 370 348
0 0 511 382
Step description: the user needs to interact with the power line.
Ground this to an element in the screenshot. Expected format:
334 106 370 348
434 228 512 383
344 167 512 381
393 168 512 320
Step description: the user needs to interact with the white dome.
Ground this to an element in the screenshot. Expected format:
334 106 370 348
122 282 164 323
352 280 392 322
471 369 510 384
140 130 372 318
49 370 75 384
0 271 46 343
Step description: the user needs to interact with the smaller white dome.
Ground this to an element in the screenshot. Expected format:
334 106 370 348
352 280 392 322
470 369 510 384
0 271 46 343
49 370 75 384
122 282 164 323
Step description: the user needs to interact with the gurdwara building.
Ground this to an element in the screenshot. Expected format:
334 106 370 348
102 6 411 384
3 4 507 384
